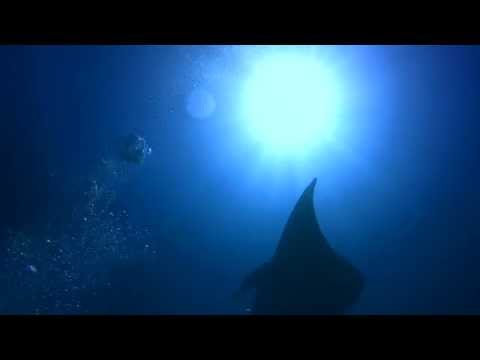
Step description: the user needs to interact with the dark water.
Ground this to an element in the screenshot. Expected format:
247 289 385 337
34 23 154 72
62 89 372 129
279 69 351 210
1 45 480 314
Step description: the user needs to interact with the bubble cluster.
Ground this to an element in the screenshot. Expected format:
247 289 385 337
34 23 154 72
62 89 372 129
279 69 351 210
0 159 154 314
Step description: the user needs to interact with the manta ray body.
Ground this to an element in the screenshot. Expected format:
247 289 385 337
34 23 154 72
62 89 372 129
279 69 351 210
237 178 364 315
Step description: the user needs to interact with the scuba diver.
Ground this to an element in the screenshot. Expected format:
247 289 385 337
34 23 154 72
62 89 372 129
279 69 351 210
95 132 152 185
118 133 152 165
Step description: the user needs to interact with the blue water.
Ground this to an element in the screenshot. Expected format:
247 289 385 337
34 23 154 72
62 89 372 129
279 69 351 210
1 45 479 314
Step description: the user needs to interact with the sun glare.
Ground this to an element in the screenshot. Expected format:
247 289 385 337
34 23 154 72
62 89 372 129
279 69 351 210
240 51 342 158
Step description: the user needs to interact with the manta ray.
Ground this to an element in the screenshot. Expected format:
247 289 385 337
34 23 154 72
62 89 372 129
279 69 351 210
236 178 364 315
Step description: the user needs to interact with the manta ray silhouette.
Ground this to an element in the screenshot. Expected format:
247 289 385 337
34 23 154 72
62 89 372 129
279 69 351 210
237 178 364 315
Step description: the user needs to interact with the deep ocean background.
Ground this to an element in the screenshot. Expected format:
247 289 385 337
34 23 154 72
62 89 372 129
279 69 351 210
1 45 479 314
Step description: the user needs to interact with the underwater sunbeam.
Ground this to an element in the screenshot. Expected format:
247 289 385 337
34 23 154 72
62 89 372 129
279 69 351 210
239 51 343 159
